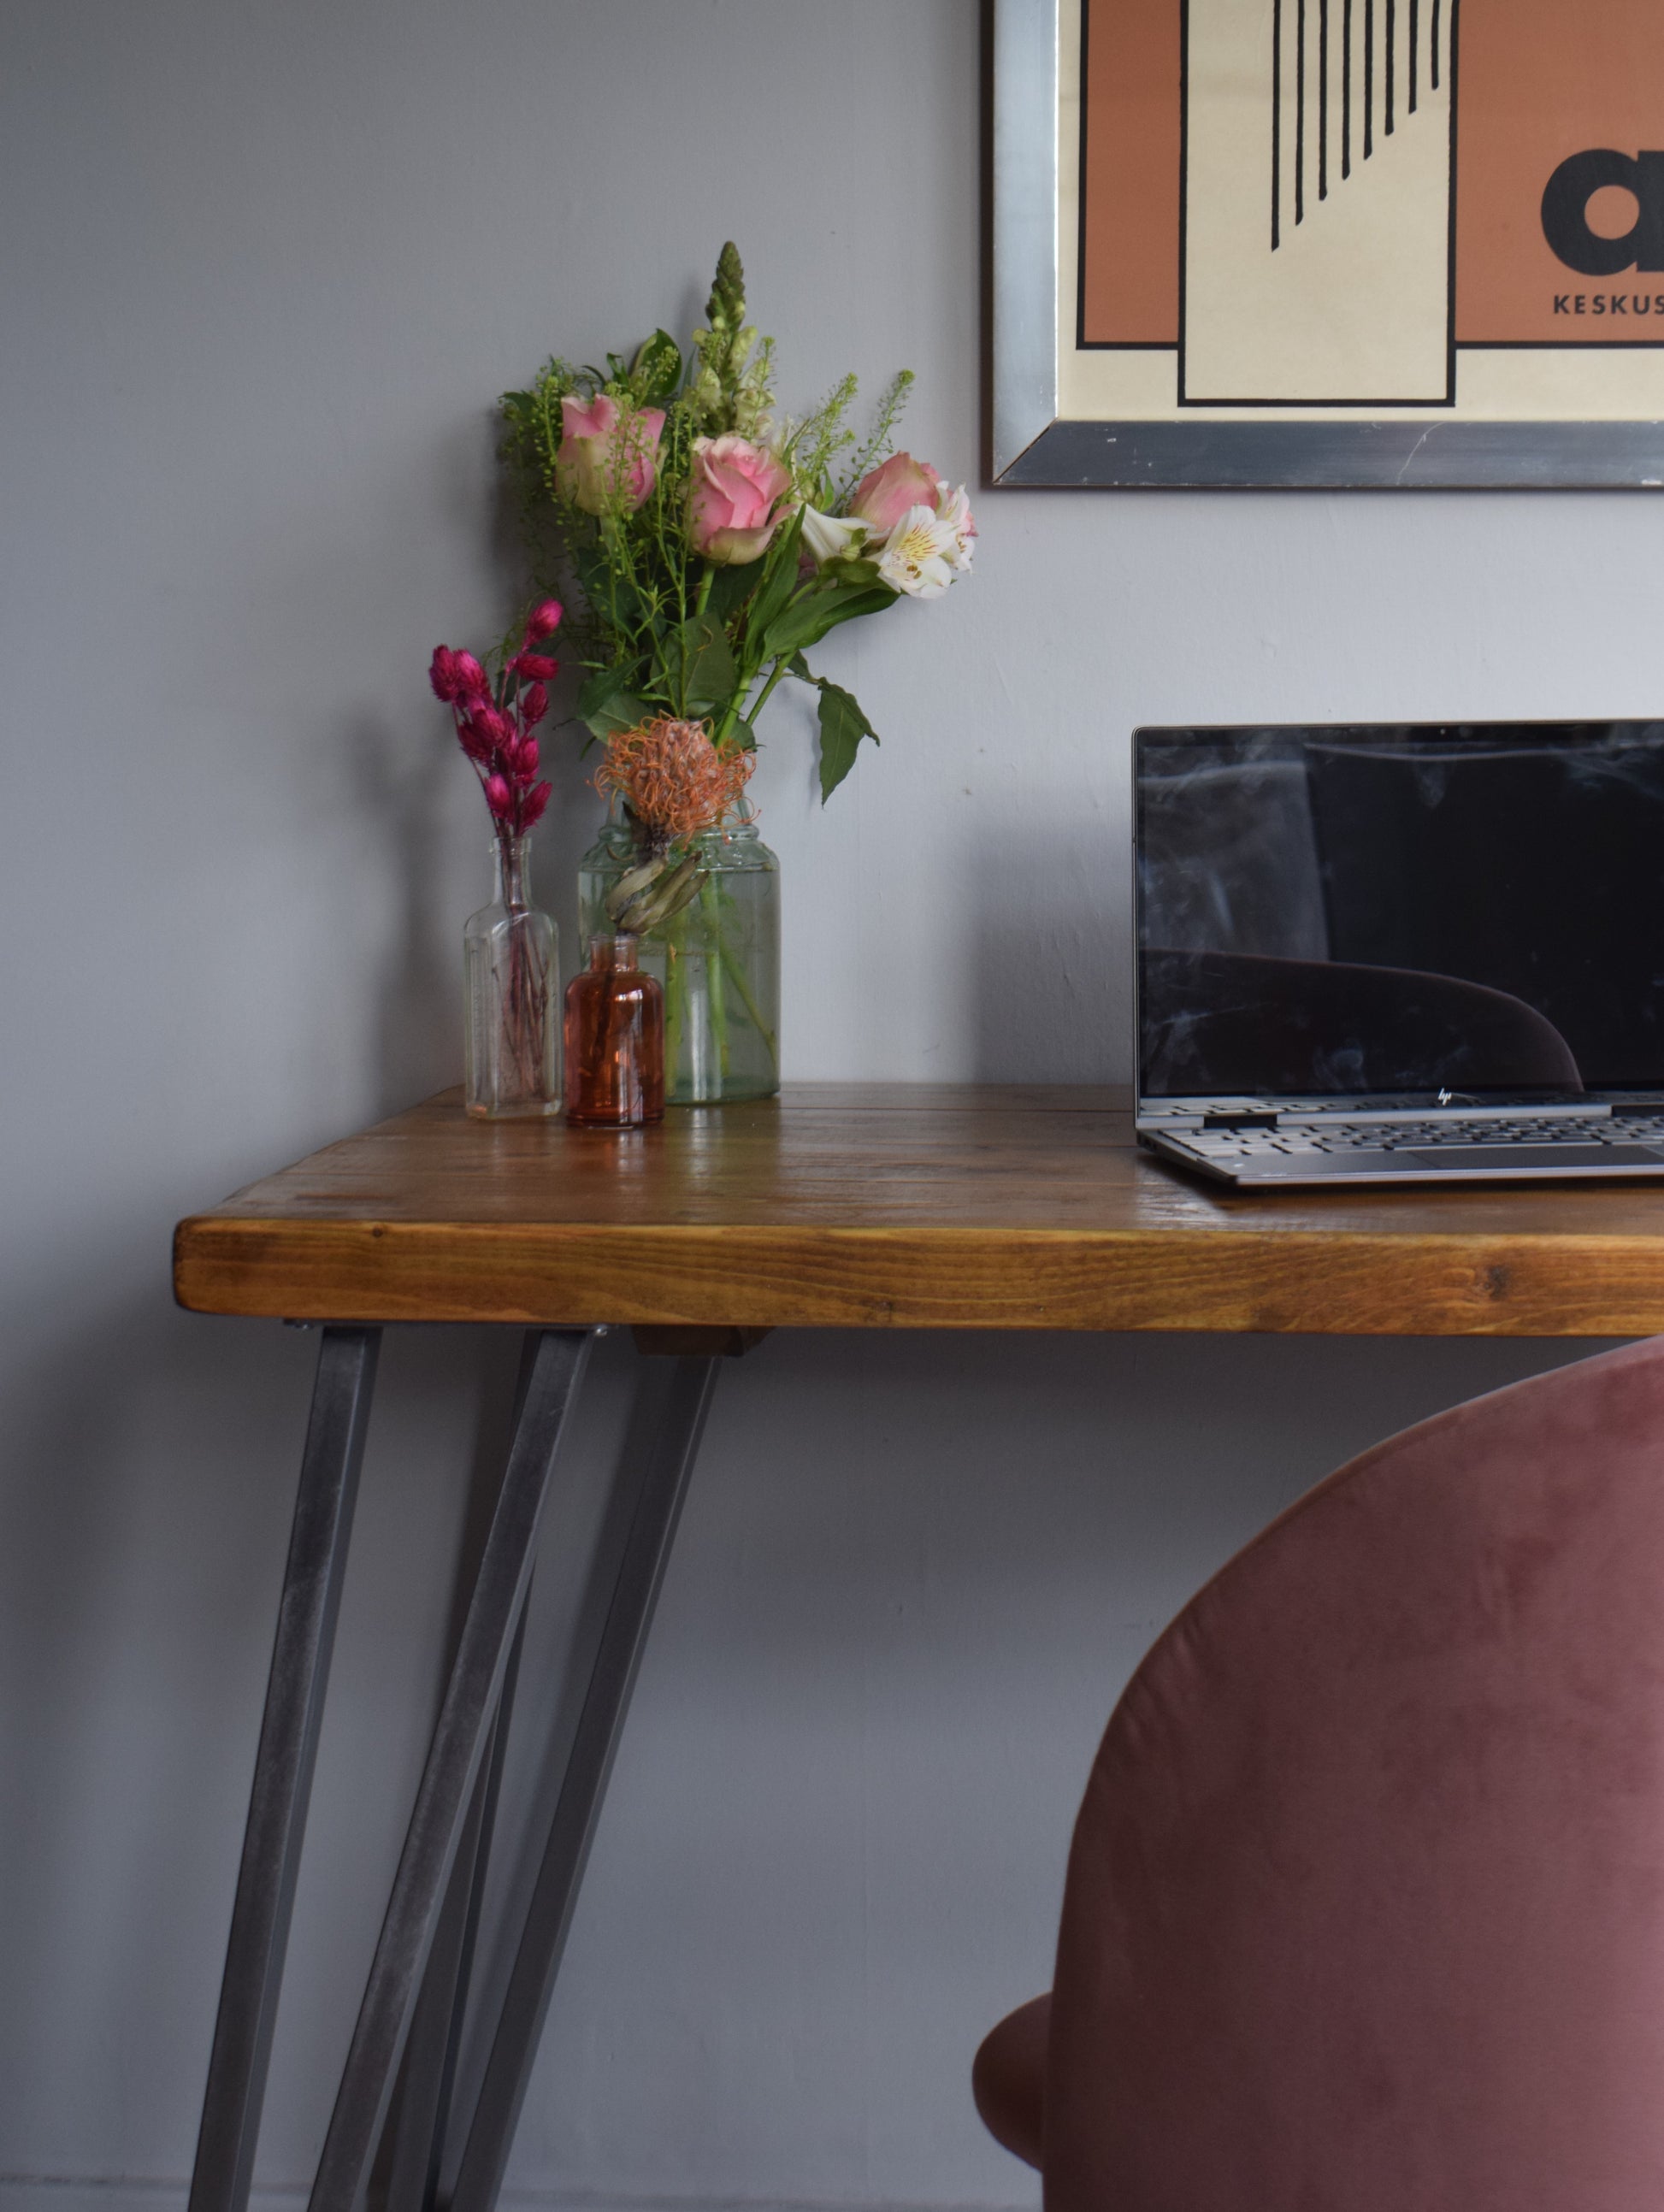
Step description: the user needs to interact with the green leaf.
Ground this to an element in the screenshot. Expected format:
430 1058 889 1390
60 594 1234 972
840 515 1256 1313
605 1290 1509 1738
764 579 898 662
581 688 650 742
788 653 813 682
631 328 683 404
705 556 766 624
815 680 880 804
739 510 806 649
576 665 628 721
662 615 737 715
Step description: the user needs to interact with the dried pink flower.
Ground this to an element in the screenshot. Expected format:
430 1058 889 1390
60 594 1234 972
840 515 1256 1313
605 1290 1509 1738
525 600 564 641
510 650 559 681
428 646 462 702
431 638 558 842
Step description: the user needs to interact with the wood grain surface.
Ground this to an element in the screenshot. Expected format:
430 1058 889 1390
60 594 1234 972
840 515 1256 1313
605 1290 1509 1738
172 1086 1664 1335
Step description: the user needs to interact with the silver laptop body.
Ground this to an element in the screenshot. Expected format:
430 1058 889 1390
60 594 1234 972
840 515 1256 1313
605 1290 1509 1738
1133 723 1664 1189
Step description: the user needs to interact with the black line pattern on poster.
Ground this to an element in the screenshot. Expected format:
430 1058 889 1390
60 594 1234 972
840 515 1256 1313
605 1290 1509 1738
1343 0 1353 178
1296 0 1307 225
1410 0 1419 112
1386 0 1396 133
1272 0 1283 248
1319 0 1330 198
1365 0 1374 157
1431 0 1441 88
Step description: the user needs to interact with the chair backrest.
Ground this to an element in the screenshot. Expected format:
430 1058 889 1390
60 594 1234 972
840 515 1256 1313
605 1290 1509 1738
1045 1336 1664 2212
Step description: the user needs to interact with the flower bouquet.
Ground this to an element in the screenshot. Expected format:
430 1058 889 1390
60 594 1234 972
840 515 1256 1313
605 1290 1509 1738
500 243 975 1101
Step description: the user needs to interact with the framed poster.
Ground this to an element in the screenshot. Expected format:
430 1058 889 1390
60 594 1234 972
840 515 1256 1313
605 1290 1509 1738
993 0 1664 485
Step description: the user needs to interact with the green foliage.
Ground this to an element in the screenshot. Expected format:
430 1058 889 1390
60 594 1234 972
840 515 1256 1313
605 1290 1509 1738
662 613 737 716
812 679 882 804
837 370 915 501
631 330 683 404
759 574 897 664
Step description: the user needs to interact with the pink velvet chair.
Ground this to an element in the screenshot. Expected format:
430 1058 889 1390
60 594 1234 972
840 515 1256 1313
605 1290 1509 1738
974 1337 1664 2210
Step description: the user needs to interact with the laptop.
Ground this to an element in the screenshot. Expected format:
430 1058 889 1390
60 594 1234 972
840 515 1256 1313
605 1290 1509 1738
1134 722 1664 1187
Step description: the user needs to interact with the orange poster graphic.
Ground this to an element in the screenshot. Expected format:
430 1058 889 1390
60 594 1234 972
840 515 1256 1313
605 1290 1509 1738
1080 0 1664 372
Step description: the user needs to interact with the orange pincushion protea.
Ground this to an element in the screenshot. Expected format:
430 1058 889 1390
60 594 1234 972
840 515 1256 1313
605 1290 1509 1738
597 717 754 845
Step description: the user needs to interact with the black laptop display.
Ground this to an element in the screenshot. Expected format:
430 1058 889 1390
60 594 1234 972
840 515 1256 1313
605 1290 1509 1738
1135 723 1664 1186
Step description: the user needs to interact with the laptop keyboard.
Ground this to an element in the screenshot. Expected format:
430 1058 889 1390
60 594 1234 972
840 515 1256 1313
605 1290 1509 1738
1178 1113 1664 1169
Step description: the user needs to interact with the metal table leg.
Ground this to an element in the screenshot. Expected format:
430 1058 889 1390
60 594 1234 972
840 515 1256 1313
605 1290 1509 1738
307 1327 595 2212
188 1325 381 2212
446 1354 722 2212
380 1596 528 2212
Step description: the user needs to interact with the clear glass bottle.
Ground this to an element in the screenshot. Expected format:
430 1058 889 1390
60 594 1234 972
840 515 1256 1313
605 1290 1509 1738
578 802 779 1105
564 934 665 1127
463 835 560 1118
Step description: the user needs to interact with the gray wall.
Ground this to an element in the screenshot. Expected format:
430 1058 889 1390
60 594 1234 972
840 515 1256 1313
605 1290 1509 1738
0 1 1644 2207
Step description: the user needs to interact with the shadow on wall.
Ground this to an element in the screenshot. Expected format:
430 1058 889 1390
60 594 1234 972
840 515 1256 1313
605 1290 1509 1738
0 1297 321 2156
971 821 1129 1085
347 708 458 1109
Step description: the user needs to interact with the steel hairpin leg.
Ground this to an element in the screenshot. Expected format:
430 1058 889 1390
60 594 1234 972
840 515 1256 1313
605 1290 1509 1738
380 1591 528 2212
307 1327 596 2212
188 1325 382 2212
382 1337 546 2212
446 1354 723 2212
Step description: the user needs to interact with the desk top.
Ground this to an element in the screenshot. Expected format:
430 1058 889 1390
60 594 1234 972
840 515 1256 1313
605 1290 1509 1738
173 1084 1664 1336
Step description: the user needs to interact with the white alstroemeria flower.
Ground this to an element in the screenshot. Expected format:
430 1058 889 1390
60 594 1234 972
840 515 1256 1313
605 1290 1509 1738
935 482 978 575
800 507 870 565
874 502 962 600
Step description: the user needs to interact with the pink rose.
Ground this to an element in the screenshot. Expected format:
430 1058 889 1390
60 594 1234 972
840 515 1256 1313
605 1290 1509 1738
556 392 665 514
848 451 945 536
687 435 794 566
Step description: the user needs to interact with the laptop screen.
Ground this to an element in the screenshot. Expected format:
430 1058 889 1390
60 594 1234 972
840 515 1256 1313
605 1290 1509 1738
1136 723 1664 1104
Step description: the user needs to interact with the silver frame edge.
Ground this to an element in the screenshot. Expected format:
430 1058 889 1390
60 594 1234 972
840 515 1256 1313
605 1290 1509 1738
992 0 1060 482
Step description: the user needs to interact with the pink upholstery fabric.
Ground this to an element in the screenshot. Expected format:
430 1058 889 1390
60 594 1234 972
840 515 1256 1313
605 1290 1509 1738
1035 1337 1664 2212
972 1992 1049 2170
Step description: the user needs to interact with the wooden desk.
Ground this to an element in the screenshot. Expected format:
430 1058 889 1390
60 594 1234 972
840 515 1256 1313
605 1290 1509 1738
174 1085 1664 2212
176 1082 1664 1336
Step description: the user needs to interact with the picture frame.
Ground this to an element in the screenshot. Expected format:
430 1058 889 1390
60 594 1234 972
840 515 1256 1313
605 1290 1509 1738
992 0 1664 487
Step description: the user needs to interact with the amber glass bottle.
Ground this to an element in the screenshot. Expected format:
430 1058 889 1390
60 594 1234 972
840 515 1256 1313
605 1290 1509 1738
564 935 665 1127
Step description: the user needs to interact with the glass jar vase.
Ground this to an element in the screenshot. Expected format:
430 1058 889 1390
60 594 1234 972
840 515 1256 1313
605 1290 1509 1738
578 805 779 1105
463 835 560 1118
